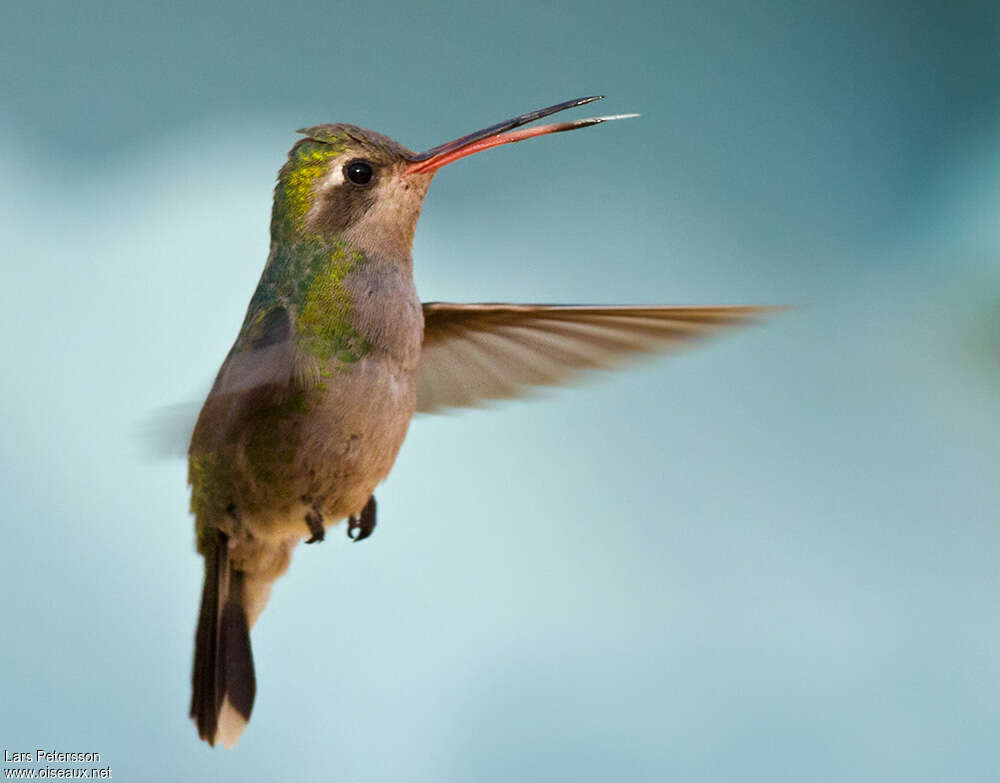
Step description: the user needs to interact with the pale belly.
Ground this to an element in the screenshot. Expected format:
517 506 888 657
229 353 417 545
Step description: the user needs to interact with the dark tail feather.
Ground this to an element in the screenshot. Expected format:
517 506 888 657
190 529 257 747
190 529 224 741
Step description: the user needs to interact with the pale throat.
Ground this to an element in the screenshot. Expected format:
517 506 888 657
336 174 431 265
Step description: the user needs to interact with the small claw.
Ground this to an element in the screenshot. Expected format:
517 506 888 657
304 507 325 544
347 496 377 542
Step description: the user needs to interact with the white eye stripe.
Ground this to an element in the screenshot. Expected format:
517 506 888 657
320 164 345 189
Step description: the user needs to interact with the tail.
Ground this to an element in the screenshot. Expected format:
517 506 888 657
190 529 256 748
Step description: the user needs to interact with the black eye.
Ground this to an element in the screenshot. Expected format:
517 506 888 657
345 160 373 185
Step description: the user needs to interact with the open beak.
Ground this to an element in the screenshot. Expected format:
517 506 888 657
404 96 638 176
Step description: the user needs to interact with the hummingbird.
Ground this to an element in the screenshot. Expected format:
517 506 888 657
188 96 772 747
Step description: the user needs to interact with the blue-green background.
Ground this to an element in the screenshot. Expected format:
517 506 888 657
2 2 999 780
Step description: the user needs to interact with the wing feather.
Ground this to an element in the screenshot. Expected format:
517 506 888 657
416 303 775 413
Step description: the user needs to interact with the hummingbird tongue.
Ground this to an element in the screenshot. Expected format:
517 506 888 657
405 96 638 176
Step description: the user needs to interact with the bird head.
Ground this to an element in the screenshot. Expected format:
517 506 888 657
272 96 637 261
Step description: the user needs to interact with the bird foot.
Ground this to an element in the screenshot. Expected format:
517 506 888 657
347 496 376 542
304 507 325 544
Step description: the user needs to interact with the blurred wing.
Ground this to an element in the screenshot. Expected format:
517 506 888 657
140 306 307 459
138 400 204 460
190 306 304 453
416 303 775 413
